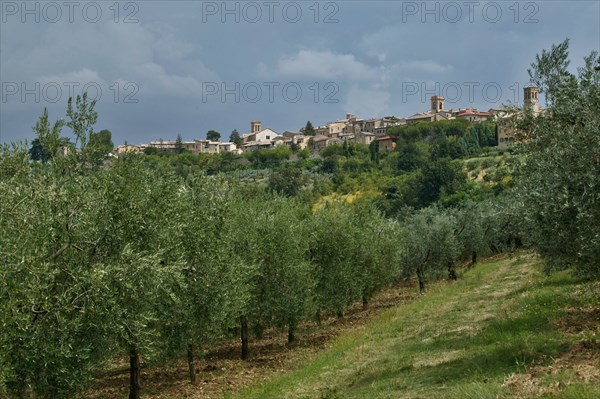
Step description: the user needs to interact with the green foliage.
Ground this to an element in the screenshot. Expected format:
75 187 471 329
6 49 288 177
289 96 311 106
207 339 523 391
352 206 403 304
368 139 379 164
320 142 369 159
389 119 497 160
88 129 114 157
517 40 600 276
303 121 316 136
229 129 242 147
402 206 460 291
0 164 112 397
160 176 245 358
297 201 402 317
66 92 98 164
245 145 292 165
268 166 305 197
143 146 158 155
206 130 221 142
376 157 467 213
175 133 185 154
419 158 467 205
388 141 429 173
30 108 68 163
235 195 315 339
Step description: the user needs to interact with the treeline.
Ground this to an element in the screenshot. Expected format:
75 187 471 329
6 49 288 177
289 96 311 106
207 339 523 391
388 118 498 159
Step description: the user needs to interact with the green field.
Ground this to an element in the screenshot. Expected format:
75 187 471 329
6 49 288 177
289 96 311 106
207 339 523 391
230 254 600 399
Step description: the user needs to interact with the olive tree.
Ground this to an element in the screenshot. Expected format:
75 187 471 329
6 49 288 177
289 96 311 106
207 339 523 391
402 207 460 293
159 176 245 383
352 205 403 308
0 150 114 398
516 40 600 276
229 192 314 356
309 203 363 320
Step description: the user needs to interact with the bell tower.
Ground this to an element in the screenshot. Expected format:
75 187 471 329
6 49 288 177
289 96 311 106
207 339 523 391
251 120 261 133
431 96 445 113
524 85 540 114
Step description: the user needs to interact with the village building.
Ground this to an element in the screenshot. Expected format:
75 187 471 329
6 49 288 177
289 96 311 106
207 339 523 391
149 139 177 153
454 109 491 123
115 144 142 155
496 85 542 147
376 136 396 152
241 120 281 151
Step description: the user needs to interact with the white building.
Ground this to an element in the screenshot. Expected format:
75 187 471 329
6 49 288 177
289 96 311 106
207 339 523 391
241 120 281 151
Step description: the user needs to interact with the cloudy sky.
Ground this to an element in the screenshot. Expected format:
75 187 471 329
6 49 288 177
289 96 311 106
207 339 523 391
1 0 599 145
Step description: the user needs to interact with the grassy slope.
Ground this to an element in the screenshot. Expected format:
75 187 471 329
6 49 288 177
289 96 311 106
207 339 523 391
229 254 600 399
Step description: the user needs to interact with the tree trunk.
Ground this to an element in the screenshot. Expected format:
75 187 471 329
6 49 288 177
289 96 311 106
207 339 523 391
240 315 249 360
471 251 477 266
129 347 141 399
417 267 426 294
447 262 457 280
336 311 343 319
253 322 264 340
362 295 369 310
288 322 296 344
187 344 196 384
315 310 322 326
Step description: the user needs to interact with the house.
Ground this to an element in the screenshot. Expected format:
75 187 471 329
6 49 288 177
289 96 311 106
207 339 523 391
309 134 342 151
282 130 303 140
377 136 396 152
243 140 275 151
149 140 177 153
362 117 404 136
282 131 309 150
115 144 142 155
310 135 330 150
240 120 281 151
219 142 242 154
354 131 376 146
242 128 279 143
143 138 240 155
181 140 220 154
272 136 287 147
315 113 365 138
454 108 491 123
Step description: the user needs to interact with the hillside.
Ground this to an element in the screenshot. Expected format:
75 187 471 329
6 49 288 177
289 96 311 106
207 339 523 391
231 254 600 399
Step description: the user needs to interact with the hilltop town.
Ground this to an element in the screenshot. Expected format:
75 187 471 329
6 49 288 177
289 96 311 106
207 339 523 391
115 86 541 157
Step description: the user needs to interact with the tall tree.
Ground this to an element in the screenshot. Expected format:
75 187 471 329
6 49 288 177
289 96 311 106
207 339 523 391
206 130 221 142
175 134 184 154
89 129 114 156
229 129 242 147
303 121 316 136
28 138 49 162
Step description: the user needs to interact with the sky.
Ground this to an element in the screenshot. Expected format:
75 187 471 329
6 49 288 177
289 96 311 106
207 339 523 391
1 0 599 145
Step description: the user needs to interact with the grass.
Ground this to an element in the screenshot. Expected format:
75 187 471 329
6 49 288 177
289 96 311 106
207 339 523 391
228 254 600 399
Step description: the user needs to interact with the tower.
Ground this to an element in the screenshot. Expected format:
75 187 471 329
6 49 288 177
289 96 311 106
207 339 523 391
523 85 540 114
431 96 445 113
251 120 261 133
